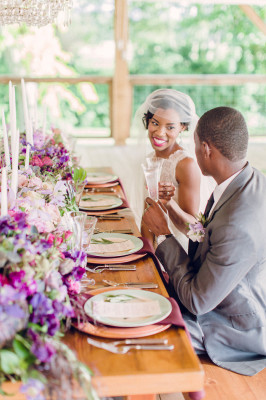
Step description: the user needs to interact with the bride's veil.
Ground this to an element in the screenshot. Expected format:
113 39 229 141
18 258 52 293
130 88 215 227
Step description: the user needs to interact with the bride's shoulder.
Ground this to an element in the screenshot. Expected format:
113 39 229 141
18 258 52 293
169 148 193 163
175 152 200 179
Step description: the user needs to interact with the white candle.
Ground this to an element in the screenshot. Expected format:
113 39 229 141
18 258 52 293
25 144 30 170
11 128 20 198
2 110 10 169
21 78 32 145
42 105 47 139
1 167 8 216
29 117 34 146
10 85 17 159
9 81 14 156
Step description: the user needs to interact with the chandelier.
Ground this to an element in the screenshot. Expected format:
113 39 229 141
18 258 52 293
0 0 73 27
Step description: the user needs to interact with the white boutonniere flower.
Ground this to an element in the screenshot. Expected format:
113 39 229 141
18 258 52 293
187 213 209 242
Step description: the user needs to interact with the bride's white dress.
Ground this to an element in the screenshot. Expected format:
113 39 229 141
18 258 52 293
147 149 193 252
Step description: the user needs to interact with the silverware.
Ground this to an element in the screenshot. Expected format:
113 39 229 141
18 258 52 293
94 229 133 234
87 337 174 354
102 280 158 289
97 215 124 220
85 188 115 193
85 265 137 274
106 338 168 346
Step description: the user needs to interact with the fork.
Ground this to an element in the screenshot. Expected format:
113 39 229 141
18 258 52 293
85 265 137 274
102 279 158 289
94 228 133 234
87 337 174 354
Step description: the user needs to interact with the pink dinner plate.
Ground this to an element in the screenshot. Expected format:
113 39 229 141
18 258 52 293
73 287 171 338
84 208 124 216
85 181 119 188
86 252 147 265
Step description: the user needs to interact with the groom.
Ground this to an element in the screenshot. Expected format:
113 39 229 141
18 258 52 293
143 106 266 376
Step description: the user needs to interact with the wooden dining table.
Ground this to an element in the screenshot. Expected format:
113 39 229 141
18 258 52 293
2 168 204 400
63 167 204 400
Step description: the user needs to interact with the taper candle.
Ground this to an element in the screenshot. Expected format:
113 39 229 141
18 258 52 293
1 167 8 216
2 109 10 169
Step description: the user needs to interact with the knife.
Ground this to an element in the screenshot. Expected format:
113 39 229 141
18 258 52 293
94 265 137 271
85 187 115 192
102 280 159 289
97 215 124 220
96 229 133 234
124 283 158 289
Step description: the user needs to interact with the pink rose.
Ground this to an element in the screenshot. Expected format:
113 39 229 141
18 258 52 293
66 278 81 294
42 156 53 166
47 234 55 244
30 155 43 167
64 231 72 240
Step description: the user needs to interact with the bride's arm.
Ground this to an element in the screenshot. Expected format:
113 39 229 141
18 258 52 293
165 158 201 234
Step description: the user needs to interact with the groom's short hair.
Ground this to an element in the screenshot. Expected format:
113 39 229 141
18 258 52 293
197 107 248 161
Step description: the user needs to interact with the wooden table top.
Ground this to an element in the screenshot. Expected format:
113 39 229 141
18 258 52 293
63 168 204 398
3 168 204 400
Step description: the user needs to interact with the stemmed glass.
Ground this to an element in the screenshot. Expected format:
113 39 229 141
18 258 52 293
68 211 96 287
75 183 86 207
141 157 163 201
83 216 97 252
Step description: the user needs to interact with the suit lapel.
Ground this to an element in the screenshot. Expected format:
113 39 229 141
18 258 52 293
190 163 252 262
206 162 252 223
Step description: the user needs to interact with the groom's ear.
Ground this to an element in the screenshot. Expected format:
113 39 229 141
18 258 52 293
202 141 211 159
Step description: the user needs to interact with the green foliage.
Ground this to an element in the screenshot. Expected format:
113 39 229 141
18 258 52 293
0 1 265 135
73 167 87 186
0 350 21 375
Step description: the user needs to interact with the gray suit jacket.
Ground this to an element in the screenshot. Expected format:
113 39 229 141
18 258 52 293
156 163 266 375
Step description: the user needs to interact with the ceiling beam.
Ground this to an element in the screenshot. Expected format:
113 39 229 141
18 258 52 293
239 5 266 35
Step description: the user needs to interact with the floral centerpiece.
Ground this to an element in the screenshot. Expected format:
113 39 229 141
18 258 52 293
0 128 97 399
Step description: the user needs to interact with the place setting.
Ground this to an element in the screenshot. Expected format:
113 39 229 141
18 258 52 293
73 286 174 340
79 193 130 215
86 232 148 264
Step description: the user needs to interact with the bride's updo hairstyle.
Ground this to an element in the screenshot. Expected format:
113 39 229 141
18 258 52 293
140 89 197 132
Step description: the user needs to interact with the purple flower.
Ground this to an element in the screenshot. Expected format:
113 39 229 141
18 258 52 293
21 379 45 400
52 299 74 318
47 315 60 336
0 284 26 303
30 293 54 325
31 338 55 363
9 271 37 297
2 304 25 318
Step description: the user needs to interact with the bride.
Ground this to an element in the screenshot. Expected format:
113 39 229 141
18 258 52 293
135 89 213 251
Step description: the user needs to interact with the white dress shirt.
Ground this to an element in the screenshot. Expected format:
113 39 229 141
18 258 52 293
209 168 243 217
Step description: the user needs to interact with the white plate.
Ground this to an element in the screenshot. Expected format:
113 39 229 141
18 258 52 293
87 232 143 257
86 172 118 184
79 194 123 211
84 289 172 328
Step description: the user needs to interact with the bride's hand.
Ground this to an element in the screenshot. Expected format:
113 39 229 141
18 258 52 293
159 182 175 202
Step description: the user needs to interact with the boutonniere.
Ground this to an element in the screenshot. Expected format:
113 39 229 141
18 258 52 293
187 213 209 243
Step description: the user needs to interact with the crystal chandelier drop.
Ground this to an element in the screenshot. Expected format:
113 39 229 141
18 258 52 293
0 0 73 27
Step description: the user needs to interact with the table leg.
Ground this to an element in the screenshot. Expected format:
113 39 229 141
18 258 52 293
124 395 156 400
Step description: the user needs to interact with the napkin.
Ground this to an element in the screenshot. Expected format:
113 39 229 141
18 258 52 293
135 237 171 285
89 237 135 254
80 196 119 208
